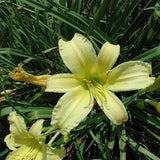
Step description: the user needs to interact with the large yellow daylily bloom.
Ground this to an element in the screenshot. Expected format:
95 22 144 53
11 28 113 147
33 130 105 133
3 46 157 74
4 112 65 160
46 33 155 135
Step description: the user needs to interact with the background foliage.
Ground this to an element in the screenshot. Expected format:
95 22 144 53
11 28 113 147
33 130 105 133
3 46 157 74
0 0 160 159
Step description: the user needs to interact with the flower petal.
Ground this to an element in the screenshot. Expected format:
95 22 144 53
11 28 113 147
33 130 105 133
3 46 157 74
46 74 80 93
29 119 44 138
58 33 97 75
4 134 33 150
4 112 35 150
35 151 44 160
95 89 128 125
4 134 20 150
6 143 43 160
97 42 120 72
88 83 128 124
6 146 29 160
8 111 28 136
46 145 65 160
51 86 94 134
106 61 155 91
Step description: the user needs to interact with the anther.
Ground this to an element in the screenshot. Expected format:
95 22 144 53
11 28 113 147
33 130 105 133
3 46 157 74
83 79 92 84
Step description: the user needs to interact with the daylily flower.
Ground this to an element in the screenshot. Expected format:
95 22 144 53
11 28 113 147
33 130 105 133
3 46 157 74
46 33 155 134
4 111 65 160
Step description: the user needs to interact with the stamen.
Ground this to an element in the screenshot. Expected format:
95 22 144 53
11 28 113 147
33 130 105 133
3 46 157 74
83 79 92 84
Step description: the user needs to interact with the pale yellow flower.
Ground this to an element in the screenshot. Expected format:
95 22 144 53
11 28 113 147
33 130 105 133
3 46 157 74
4 111 65 160
46 33 155 134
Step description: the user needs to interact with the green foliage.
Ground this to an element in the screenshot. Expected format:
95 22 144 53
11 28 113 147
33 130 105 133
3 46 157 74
0 0 160 159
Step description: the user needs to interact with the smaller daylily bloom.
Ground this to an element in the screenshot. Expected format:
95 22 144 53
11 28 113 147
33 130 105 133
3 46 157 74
4 111 65 160
46 33 155 135
9 64 50 87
